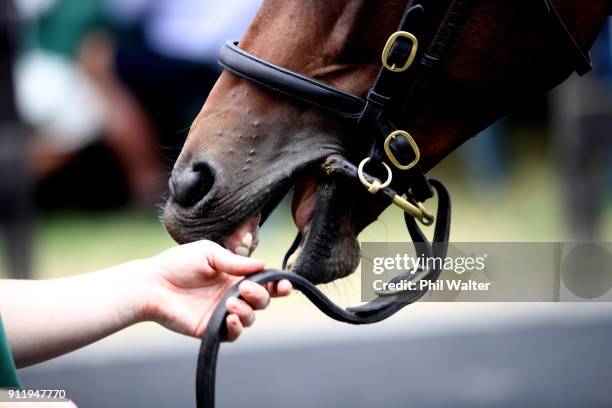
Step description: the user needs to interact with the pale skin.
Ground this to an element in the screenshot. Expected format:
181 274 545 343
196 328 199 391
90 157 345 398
0 240 292 370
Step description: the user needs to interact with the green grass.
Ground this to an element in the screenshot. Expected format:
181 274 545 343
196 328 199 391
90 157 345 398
28 211 173 278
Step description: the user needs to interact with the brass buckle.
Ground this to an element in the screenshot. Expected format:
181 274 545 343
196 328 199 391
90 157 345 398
384 130 421 170
381 31 418 73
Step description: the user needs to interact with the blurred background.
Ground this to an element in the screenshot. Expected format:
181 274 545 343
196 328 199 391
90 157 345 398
1 0 611 406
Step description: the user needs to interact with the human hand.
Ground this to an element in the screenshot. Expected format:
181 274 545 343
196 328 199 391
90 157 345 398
136 241 292 341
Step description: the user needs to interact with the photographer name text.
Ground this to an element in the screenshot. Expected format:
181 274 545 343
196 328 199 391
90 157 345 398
374 279 491 292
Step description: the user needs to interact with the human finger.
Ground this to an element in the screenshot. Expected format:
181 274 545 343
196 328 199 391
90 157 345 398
275 279 293 297
226 296 256 327
225 314 243 342
204 241 265 276
238 280 270 310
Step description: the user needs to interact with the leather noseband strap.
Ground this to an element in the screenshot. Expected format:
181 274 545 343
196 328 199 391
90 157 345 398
220 42 365 119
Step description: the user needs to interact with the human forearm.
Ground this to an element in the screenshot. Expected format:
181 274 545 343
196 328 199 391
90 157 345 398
0 241 291 368
0 260 148 368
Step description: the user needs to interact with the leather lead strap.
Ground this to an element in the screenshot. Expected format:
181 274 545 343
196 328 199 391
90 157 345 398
196 179 451 408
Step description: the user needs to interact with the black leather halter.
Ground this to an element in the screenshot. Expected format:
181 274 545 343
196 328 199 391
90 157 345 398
196 1 591 407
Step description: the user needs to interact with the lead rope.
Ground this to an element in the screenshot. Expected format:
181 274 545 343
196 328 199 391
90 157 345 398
195 178 451 408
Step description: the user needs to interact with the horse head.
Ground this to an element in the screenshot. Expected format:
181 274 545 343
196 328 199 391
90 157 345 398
164 0 608 284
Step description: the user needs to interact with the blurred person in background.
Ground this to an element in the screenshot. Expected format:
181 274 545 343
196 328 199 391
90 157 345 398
2 0 263 276
551 18 612 241
0 0 33 279
12 0 262 206
14 0 165 207
104 0 261 163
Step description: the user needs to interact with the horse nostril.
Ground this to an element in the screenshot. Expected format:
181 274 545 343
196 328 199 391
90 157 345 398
170 161 217 208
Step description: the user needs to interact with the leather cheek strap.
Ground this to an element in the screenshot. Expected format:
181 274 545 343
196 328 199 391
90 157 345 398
219 41 366 119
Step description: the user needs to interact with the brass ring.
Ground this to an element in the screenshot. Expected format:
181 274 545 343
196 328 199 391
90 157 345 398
416 202 435 226
384 130 421 170
381 31 419 73
358 158 392 194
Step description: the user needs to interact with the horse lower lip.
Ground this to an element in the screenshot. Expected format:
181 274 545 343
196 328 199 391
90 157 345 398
287 179 319 270
285 223 310 271
284 178 359 282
